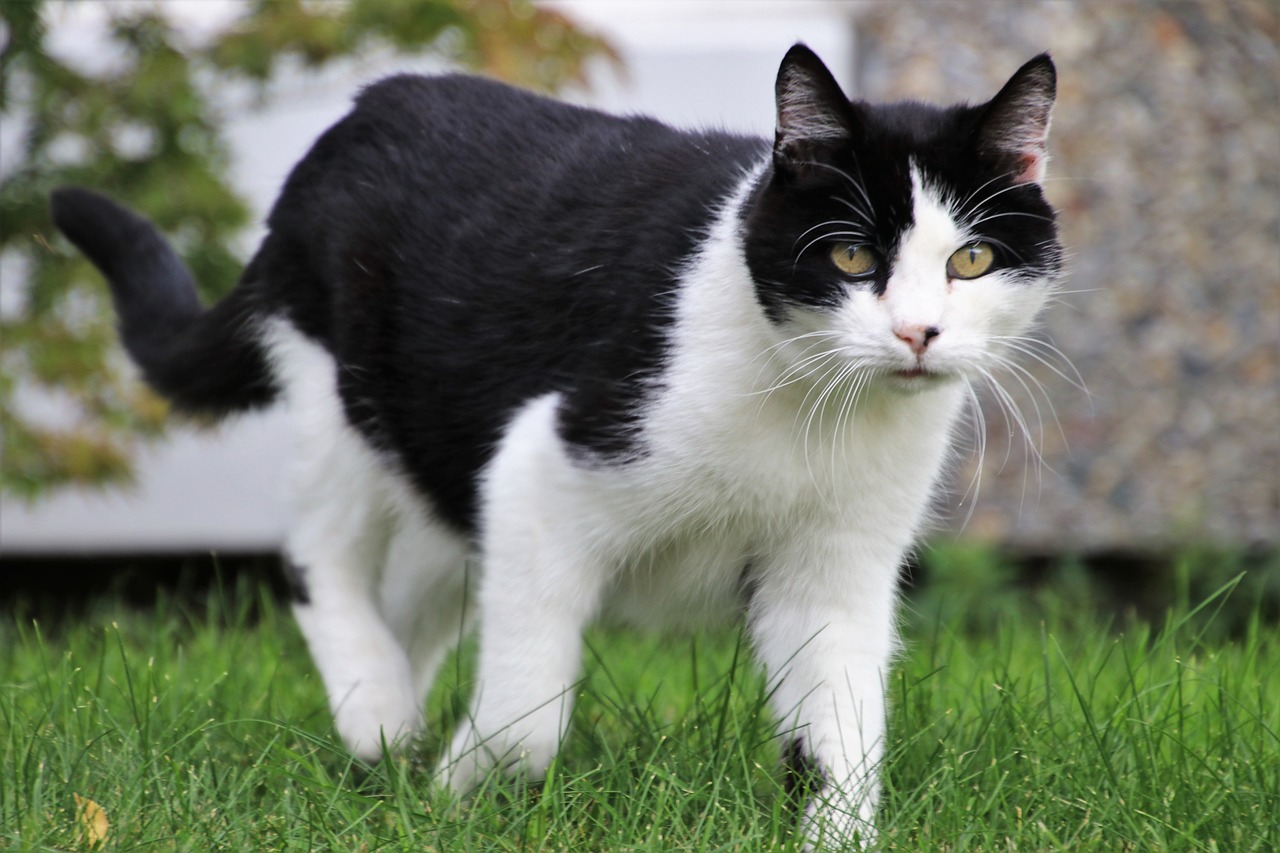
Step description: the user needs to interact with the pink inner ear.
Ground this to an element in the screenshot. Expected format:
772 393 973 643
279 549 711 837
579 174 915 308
1014 149 1046 184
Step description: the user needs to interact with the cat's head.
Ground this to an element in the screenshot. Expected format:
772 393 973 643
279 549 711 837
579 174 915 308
743 44 1063 394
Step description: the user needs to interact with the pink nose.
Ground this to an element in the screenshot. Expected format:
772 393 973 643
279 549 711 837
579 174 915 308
894 324 941 356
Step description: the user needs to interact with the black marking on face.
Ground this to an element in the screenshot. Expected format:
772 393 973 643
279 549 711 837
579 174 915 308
744 48 1061 326
906 99 1061 284
744 135 915 318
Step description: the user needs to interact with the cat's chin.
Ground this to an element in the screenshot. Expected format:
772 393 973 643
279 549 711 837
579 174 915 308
884 367 956 392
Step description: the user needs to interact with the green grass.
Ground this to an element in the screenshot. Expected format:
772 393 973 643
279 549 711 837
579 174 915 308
2 558 1277 851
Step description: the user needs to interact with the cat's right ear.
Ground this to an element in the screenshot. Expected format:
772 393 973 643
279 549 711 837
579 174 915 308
773 44 857 176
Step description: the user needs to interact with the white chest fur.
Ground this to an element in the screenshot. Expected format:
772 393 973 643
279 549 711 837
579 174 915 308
481 172 966 632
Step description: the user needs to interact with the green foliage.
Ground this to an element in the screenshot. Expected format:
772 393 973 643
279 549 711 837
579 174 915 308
0 0 611 498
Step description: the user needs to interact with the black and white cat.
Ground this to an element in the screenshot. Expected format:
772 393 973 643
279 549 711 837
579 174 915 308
52 44 1061 847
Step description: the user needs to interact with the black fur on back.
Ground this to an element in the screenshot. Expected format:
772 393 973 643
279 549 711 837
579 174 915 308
251 74 766 530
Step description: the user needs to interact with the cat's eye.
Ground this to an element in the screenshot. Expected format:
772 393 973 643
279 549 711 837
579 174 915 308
947 242 996 279
830 243 879 277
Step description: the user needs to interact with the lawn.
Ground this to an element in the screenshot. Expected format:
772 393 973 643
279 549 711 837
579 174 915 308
2 551 1277 851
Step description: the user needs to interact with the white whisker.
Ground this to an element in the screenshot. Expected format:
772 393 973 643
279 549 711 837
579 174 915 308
793 219 873 251
973 235 1028 265
955 380 989 533
831 196 876 230
831 366 872 485
795 228 875 264
956 173 1037 217
754 348 846 401
971 365 1030 473
954 172 1014 218
989 334 1089 397
809 161 877 224
985 352 1069 469
967 210 1056 228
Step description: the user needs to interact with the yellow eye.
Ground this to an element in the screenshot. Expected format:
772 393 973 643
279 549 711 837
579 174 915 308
830 243 879 277
947 242 996 279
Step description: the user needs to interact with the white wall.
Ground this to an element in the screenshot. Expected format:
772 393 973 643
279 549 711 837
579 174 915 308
2 0 856 553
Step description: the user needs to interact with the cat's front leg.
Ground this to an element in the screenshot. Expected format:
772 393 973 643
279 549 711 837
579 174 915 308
437 397 612 793
749 529 902 850
439 530 607 794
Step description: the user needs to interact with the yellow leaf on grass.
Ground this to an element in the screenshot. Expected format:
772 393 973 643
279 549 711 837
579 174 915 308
73 793 110 849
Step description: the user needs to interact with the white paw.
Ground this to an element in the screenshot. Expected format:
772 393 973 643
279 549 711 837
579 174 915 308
801 792 878 850
331 684 421 762
435 722 557 794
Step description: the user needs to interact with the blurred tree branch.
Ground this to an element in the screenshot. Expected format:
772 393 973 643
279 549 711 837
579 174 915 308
0 0 614 499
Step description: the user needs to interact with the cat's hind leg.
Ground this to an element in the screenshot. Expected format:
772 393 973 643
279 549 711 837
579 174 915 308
286 449 422 762
271 323 420 762
376 489 474 707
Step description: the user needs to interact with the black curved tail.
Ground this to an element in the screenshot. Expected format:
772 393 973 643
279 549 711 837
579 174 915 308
50 187 278 415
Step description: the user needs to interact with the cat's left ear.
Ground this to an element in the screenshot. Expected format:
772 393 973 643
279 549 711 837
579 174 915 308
773 44 858 175
976 54 1056 185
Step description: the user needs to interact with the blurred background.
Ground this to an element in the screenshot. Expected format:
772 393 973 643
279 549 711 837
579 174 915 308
2 1 1276 609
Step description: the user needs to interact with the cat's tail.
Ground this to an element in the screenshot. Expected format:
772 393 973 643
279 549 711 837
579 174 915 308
50 187 278 415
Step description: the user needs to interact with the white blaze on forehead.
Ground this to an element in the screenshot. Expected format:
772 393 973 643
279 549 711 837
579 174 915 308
897 165 966 276
884 165 964 323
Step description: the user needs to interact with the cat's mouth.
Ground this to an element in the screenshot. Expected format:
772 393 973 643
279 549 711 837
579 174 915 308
889 365 952 385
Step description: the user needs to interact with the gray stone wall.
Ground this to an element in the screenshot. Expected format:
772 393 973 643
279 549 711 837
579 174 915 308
849 1 1278 551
